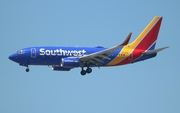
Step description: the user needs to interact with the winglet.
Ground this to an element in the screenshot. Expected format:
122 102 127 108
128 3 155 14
119 32 132 46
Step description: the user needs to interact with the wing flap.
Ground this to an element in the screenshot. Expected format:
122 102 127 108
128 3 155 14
98 54 111 60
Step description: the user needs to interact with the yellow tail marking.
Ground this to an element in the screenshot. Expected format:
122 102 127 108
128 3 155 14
129 16 160 48
107 46 132 66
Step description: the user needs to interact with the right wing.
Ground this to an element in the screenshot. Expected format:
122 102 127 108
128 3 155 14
79 32 132 65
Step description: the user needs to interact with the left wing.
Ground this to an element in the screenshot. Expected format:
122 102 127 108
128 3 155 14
79 32 132 65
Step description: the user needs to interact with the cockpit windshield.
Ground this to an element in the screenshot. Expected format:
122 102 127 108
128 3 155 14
17 50 25 54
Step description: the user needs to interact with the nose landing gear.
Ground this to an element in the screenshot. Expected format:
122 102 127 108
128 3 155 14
25 65 29 72
19 64 30 72
26 68 30 72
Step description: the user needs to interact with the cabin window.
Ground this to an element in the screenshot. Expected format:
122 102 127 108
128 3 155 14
17 50 25 54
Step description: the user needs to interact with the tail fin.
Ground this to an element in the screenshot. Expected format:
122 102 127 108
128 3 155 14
129 16 162 50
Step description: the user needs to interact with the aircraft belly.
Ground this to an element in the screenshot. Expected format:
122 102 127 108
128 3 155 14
29 57 60 65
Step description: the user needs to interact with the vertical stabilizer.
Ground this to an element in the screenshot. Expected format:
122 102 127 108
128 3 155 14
129 16 162 50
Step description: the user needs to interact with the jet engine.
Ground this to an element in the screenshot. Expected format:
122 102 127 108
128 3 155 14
61 57 80 67
52 65 71 71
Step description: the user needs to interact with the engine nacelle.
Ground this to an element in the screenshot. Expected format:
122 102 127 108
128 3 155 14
52 66 71 71
61 57 80 67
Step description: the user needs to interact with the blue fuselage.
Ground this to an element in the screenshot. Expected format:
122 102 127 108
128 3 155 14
9 46 156 67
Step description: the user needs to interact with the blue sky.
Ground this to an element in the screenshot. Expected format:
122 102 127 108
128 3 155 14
1 0 180 113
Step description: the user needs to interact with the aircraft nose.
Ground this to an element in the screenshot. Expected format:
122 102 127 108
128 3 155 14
8 53 17 61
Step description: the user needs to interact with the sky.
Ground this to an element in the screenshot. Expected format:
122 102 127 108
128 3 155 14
0 0 180 113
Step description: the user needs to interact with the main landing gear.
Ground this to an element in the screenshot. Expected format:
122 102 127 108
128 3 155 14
81 67 92 76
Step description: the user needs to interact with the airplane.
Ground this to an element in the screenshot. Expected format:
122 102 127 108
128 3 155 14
9 16 169 75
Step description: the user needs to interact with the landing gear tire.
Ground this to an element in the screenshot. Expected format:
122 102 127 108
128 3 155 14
81 70 86 76
26 68 29 72
86 68 92 74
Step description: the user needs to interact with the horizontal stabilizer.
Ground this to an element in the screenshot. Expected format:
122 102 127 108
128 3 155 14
143 46 169 54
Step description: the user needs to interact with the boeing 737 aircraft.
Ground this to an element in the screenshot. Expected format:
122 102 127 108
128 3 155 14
9 16 169 75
